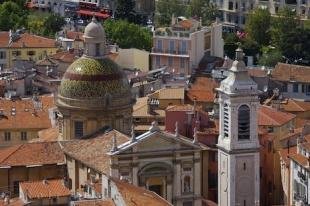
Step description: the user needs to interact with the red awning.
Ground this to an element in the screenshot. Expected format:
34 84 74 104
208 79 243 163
77 9 110 19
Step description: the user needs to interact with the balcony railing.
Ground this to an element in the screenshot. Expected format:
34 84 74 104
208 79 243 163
151 48 189 55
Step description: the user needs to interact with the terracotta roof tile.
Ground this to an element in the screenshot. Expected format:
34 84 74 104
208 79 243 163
20 179 70 199
0 142 65 167
150 88 184 100
279 127 303 141
271 63 310 83
0 32 57 48
281 99 310 112
279 146 297 165
72 199 115 206
187 77 218 102
258 105 296 126
0 95 54 130
113 179 172 206
248 68 268 77
30 127 59 143
50 50 78 63
65 31 84 41
0 198 23 206
61 130 130 174
289 153 309 167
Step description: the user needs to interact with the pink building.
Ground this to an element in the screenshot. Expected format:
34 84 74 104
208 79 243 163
151 17 224 76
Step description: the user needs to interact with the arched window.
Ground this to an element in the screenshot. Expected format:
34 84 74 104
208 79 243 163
183 176 191 192
223 103 229 138
238 105 250 140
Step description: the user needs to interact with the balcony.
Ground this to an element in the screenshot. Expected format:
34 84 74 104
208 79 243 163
151 48 190 57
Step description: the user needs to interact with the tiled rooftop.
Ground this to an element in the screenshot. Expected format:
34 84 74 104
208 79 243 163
60 130 130 174
258 105 296 126
187 77 218 102
281 99 310 112
149 87 184 100
20 179 70 199
113 178 172 206
133 97 165 118
271 63 310 83
0 141 65 167
0 32 57 48
71 199 115 206
0 95 54 130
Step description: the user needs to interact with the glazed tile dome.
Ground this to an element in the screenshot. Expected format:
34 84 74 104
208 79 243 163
59 56 130 99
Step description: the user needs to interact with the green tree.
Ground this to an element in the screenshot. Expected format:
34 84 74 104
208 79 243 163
245 8 271 46
115 0 135 21
0 1 27 31
155 0 185 27
258 47 283 67
43 14 65 37
190 0 219 25
270 7 298 49
104 19 152 51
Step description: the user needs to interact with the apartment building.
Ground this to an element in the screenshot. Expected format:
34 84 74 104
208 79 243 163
151 17 224 75
212 0 310 29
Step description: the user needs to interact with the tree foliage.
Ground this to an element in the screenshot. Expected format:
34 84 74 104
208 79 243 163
245 8 271 46
155 0 184 27
43 14 65 37
189 0 219 25
0 1 27 31
258 47 283 67
115 0 135 21
103 19 152 51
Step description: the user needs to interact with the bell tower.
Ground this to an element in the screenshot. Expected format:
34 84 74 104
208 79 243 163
217 48 260 206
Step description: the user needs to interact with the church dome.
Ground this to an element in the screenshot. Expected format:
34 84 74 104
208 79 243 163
83 17 105 42
58 56 130 99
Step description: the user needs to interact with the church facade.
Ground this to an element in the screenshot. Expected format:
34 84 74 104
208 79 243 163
217 48 260 206
56 17 134 140
107 122 207 206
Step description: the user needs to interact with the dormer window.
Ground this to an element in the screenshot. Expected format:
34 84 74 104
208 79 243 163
238 105 250 140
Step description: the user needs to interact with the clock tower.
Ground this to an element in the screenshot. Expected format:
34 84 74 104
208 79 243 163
217 48 260 206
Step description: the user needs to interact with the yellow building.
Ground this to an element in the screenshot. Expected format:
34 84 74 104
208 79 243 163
114 48 150 72
0 95 54 148
258 105 296 206
0 31 58 69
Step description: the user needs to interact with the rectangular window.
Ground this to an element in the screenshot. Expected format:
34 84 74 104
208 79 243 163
169 40 174 53
0 51 6 59
4 132 11 141
229 1 234 10
180 58 185 68
27 51 36 56
155 56 160 66
293 83 299 93
302 84 305 93
282 83 288 92
168 57 173 66
157 40 163 52
180 41 187 54
12 50 21 56
21 132 27 141
74 121 84 138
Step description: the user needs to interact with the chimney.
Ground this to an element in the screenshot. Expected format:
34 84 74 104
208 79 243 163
289 126 294 134
42 179 48 184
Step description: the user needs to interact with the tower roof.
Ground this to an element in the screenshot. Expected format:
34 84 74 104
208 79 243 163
83 16 105 43
217 47 257 95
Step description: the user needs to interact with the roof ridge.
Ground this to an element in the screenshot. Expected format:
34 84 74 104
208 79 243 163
260 109 281 125
293 100 307 111
0 144 23 164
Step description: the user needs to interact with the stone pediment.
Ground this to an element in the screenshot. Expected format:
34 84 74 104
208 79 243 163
110 131 202 155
